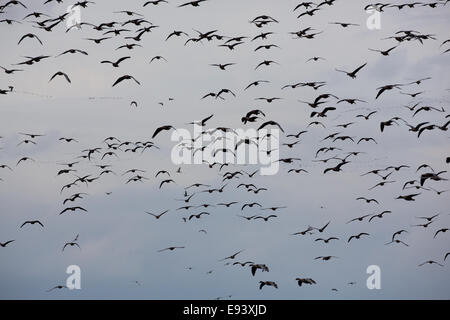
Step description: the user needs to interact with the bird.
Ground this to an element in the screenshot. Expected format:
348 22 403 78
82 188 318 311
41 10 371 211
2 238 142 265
178 0 208 8
101 56 131 67
59 207 87 215
46 285 67 292
152 125 175 139
189 212 210 220
219 250 244 261
335 63 367 79
347 215 371 224
259 281 278 290
330 22 359 28
150 55 168 63
0 66 23 74
376 84 404 99
369 46 397 56
314 221 331 233
20 220 44 228
348 233 370 242
112 75 140 87
0 240 15 247
434 228 449 239
356 197 379 204
255 60 279 70
315 237 339 243
418 261 444 267
210 63 235 70
369 211 392 222
16 157 35 166
159 179 175 189
18 33 42 45
356 111 377 120
396 193 421 201
146 210 169 219
49 71 71 83
253 215 277 221
315 256 338 261
62 235 81 252
158 246 185 252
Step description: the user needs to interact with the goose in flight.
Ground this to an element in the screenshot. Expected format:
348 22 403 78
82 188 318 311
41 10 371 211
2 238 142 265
356 197 379 204
347 214 371 224
258 120 284 133
296 278 316 286
85 37 112 44
292 226 315 236
315 237 339 243
391 230 408 241
434 228 449 239
0 66 23 74
244 80 270 90
356 111 377 120
159 179 175 189
396 193 421 201
306 56 325 62
255 60 279 70
369 46 397 56
101 56 130 67
0 164 13 171
369 211 392 222
150 55 168 63
250 263 269 276
210 63 235 71
152 125 175 138
315 256 338 261
112 75 140 87
348 233 370 242
241 202 262 210
62 235 81 252
20 220 44 228
220 250 244 261
376 84 404 99
18 33 42 45
57 49 88 57
418 260 444 267
49 71 71 83
368 180 396 190
59 206 87 215
46 285 67 292
166 30 189 41
146 210 169 219
330 22 359 28
253 215 277 221
158 246 185 252
335 63 367 79
313 221 331 233
259 281 278 290
178 0 208 7
347 214 370 224
0 240 15 247
385 239 409 246
189 212 210 220
16 157 35 166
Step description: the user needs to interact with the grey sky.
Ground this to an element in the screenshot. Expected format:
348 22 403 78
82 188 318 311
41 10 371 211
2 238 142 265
0 0 449 299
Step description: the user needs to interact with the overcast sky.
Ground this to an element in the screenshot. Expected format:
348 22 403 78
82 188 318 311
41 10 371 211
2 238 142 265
0 0 449 299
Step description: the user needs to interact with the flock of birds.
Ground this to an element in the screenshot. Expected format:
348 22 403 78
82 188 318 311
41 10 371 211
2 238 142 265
0 0 449 298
